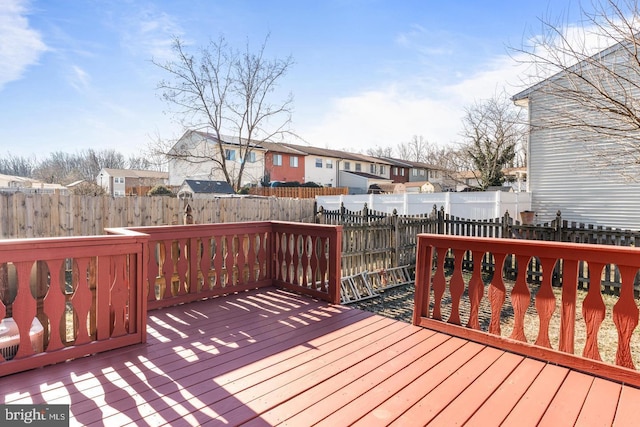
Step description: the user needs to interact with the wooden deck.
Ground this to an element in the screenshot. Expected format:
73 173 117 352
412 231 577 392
1 287 638 426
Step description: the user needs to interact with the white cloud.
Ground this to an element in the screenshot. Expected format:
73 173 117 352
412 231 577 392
301 52 529 152
69 65 91 93
0 0 47 89
117 6 183 61
301 85 462 152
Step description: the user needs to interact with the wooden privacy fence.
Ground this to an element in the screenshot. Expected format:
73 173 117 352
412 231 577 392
0 193 316 239
317 204 640 286
248 186 348 198
316 204 437 277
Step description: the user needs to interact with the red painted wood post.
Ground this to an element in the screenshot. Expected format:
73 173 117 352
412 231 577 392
448 248 465 326
431 246 447 321
559 259 578 354
488 252 507 335
613 265 639 369
72 257 93 345
328 225 342 304
13 261 36 359
582 262 606 361
466 250 485 330
412 239 433 325
175 237 189 294
509 254 531 342
96 255 111 341
534 257 558 349
136 237 148 343
43 259 66 351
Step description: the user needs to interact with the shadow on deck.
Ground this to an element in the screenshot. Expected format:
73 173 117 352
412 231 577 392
1 287 639 426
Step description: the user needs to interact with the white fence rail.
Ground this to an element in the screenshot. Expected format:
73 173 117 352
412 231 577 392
316 191 532 220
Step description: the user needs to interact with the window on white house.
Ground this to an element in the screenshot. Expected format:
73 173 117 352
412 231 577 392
344 161 351 171
370 164 375 174
380 165 386 174
355 163 362 172
316 158 323 168
326 159 333 169
273 154 282 166
246 152 256 163
225 149 236 161
290 156 299 167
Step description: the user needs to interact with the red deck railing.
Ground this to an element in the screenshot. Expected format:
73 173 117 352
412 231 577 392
115 221 342 310
413 234 640 387
0 221 342 377
0 233 148 377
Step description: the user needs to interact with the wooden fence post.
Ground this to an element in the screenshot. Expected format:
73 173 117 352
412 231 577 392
438 206 445 235
429 205 438 234
393 209 399 266
183 204 193 225
502 211 511 238
316 205 324 224
554 210 563 241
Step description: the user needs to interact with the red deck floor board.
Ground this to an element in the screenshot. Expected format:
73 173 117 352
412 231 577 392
246 328 443 426
537 370 594 426
0 287 639 426
278 331 456 427
426 351 524 426
575 377 622 426
501 363 570 427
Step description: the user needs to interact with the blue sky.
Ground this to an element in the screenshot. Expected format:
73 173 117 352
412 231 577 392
1 0 579 159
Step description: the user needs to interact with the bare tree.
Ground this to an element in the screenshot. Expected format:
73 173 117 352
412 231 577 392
0 153 36 177
153 35 295 190
512 0 640 180
460 94 524 189
365 146 394 157
396 135 432 163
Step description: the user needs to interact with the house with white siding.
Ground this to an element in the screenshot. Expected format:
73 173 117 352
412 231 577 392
168 131 266 189
280 144 393 191
512 40 640 230
97 169 168 197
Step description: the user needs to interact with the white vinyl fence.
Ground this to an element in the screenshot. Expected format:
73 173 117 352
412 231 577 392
316 191 532 220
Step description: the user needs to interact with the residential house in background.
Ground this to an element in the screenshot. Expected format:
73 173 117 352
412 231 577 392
168 131 266 189
380 158 411 183
454 170 481 192
177 179 235 199
511 39 640 228
97 168 169 197
165 130 525 197
405 181 442 193
259 141 307 184
279 144 347 188
0 174 68 194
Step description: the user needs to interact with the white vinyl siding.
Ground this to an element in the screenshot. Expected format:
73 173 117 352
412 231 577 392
526 87 640 229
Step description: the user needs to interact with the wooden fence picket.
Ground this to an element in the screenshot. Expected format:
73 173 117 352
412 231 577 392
0 193 316 239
